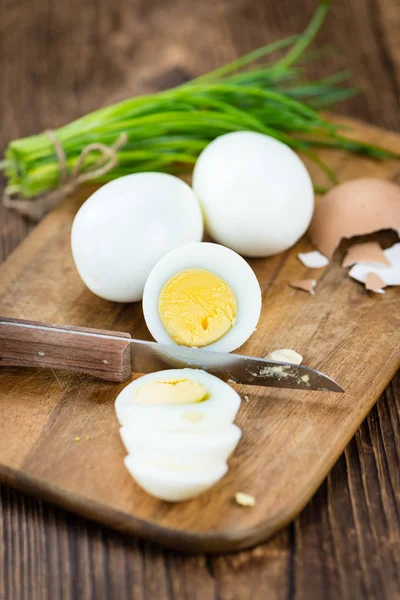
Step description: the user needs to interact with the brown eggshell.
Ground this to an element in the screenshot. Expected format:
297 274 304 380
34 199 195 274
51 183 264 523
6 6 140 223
365 272 387 293
342 241 391 268
308 178 400 258
289 279 316 295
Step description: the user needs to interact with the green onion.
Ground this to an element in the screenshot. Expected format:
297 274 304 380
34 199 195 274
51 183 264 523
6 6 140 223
2 0 398 201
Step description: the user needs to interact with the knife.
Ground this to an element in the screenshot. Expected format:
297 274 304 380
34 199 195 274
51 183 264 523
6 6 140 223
0 317 343 392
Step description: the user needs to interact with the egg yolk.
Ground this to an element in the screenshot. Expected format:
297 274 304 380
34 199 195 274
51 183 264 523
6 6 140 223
133 379 209 405
158 268 237 347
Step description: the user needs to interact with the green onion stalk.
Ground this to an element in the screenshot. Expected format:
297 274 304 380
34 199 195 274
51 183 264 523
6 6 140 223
1 0 398 204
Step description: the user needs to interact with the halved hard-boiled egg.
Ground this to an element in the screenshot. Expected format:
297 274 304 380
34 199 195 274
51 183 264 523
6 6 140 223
115 368 242 502
142 242 262 353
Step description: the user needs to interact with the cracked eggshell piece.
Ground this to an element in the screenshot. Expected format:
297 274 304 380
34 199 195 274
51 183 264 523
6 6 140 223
342 241 390 268
115 369 241 431
266 348 303 365
349 243 400 287
120 424 242 467
297 251 329 268
309 178 400 258
143 242 262 353
124 455 228 502
289 279 316 295
365 272 386 294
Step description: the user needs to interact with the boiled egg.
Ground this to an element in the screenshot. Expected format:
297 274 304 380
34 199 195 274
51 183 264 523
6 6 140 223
115 369 242 501
124 456 228 502
115 368 241 432
71 173 203 302
142 242 261 352
120 425 242 467
192 131 314 257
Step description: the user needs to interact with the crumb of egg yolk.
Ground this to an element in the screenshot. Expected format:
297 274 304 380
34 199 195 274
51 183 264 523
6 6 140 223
133 378 209 406
235 492 256 507
158 268 237 347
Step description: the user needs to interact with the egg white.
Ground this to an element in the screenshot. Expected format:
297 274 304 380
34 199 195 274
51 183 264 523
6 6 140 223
71 172 203 302
192 131 314 257
142 242 262 353
124 455 228 502
115 368 241 432
120 424 242 467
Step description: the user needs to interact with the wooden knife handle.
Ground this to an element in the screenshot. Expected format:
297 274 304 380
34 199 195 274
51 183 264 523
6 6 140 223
0 317 132 382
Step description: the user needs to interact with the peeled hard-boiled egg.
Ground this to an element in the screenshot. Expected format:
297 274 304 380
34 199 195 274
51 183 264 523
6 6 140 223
116 368 242 502
192 131 314 257
115 368 241 432
71 173 203 302
142 242 261 352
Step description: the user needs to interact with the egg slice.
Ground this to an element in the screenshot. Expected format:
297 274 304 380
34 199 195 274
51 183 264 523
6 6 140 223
142 242 262 353
124 456 228 502
120 424 242 467
115 368 241 432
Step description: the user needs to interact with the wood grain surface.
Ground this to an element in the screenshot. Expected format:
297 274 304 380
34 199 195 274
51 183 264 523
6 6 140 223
0 0 399 598
0 317 133 381
0 114 399 556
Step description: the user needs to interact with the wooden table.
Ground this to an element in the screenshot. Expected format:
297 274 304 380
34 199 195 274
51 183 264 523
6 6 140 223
0 0 399 597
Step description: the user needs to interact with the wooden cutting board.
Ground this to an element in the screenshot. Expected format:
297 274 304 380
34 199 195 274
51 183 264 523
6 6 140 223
0 116 399 553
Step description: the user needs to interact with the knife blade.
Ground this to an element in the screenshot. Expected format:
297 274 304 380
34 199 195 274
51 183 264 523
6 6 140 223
0 318 343 392
127 337 344 392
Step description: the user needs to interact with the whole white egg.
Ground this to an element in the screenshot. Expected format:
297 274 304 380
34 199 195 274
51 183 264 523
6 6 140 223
142 242 261 353
71 173 203 302
192 131 314 257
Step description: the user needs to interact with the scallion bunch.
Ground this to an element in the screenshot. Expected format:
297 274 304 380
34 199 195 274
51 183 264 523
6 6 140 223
1 0 397 201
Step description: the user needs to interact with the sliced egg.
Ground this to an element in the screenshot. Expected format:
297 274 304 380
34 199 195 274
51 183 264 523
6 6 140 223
117 369 242 502
142 242 261 352
124 455 228 502
115 368 241 432
120 424 242 467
